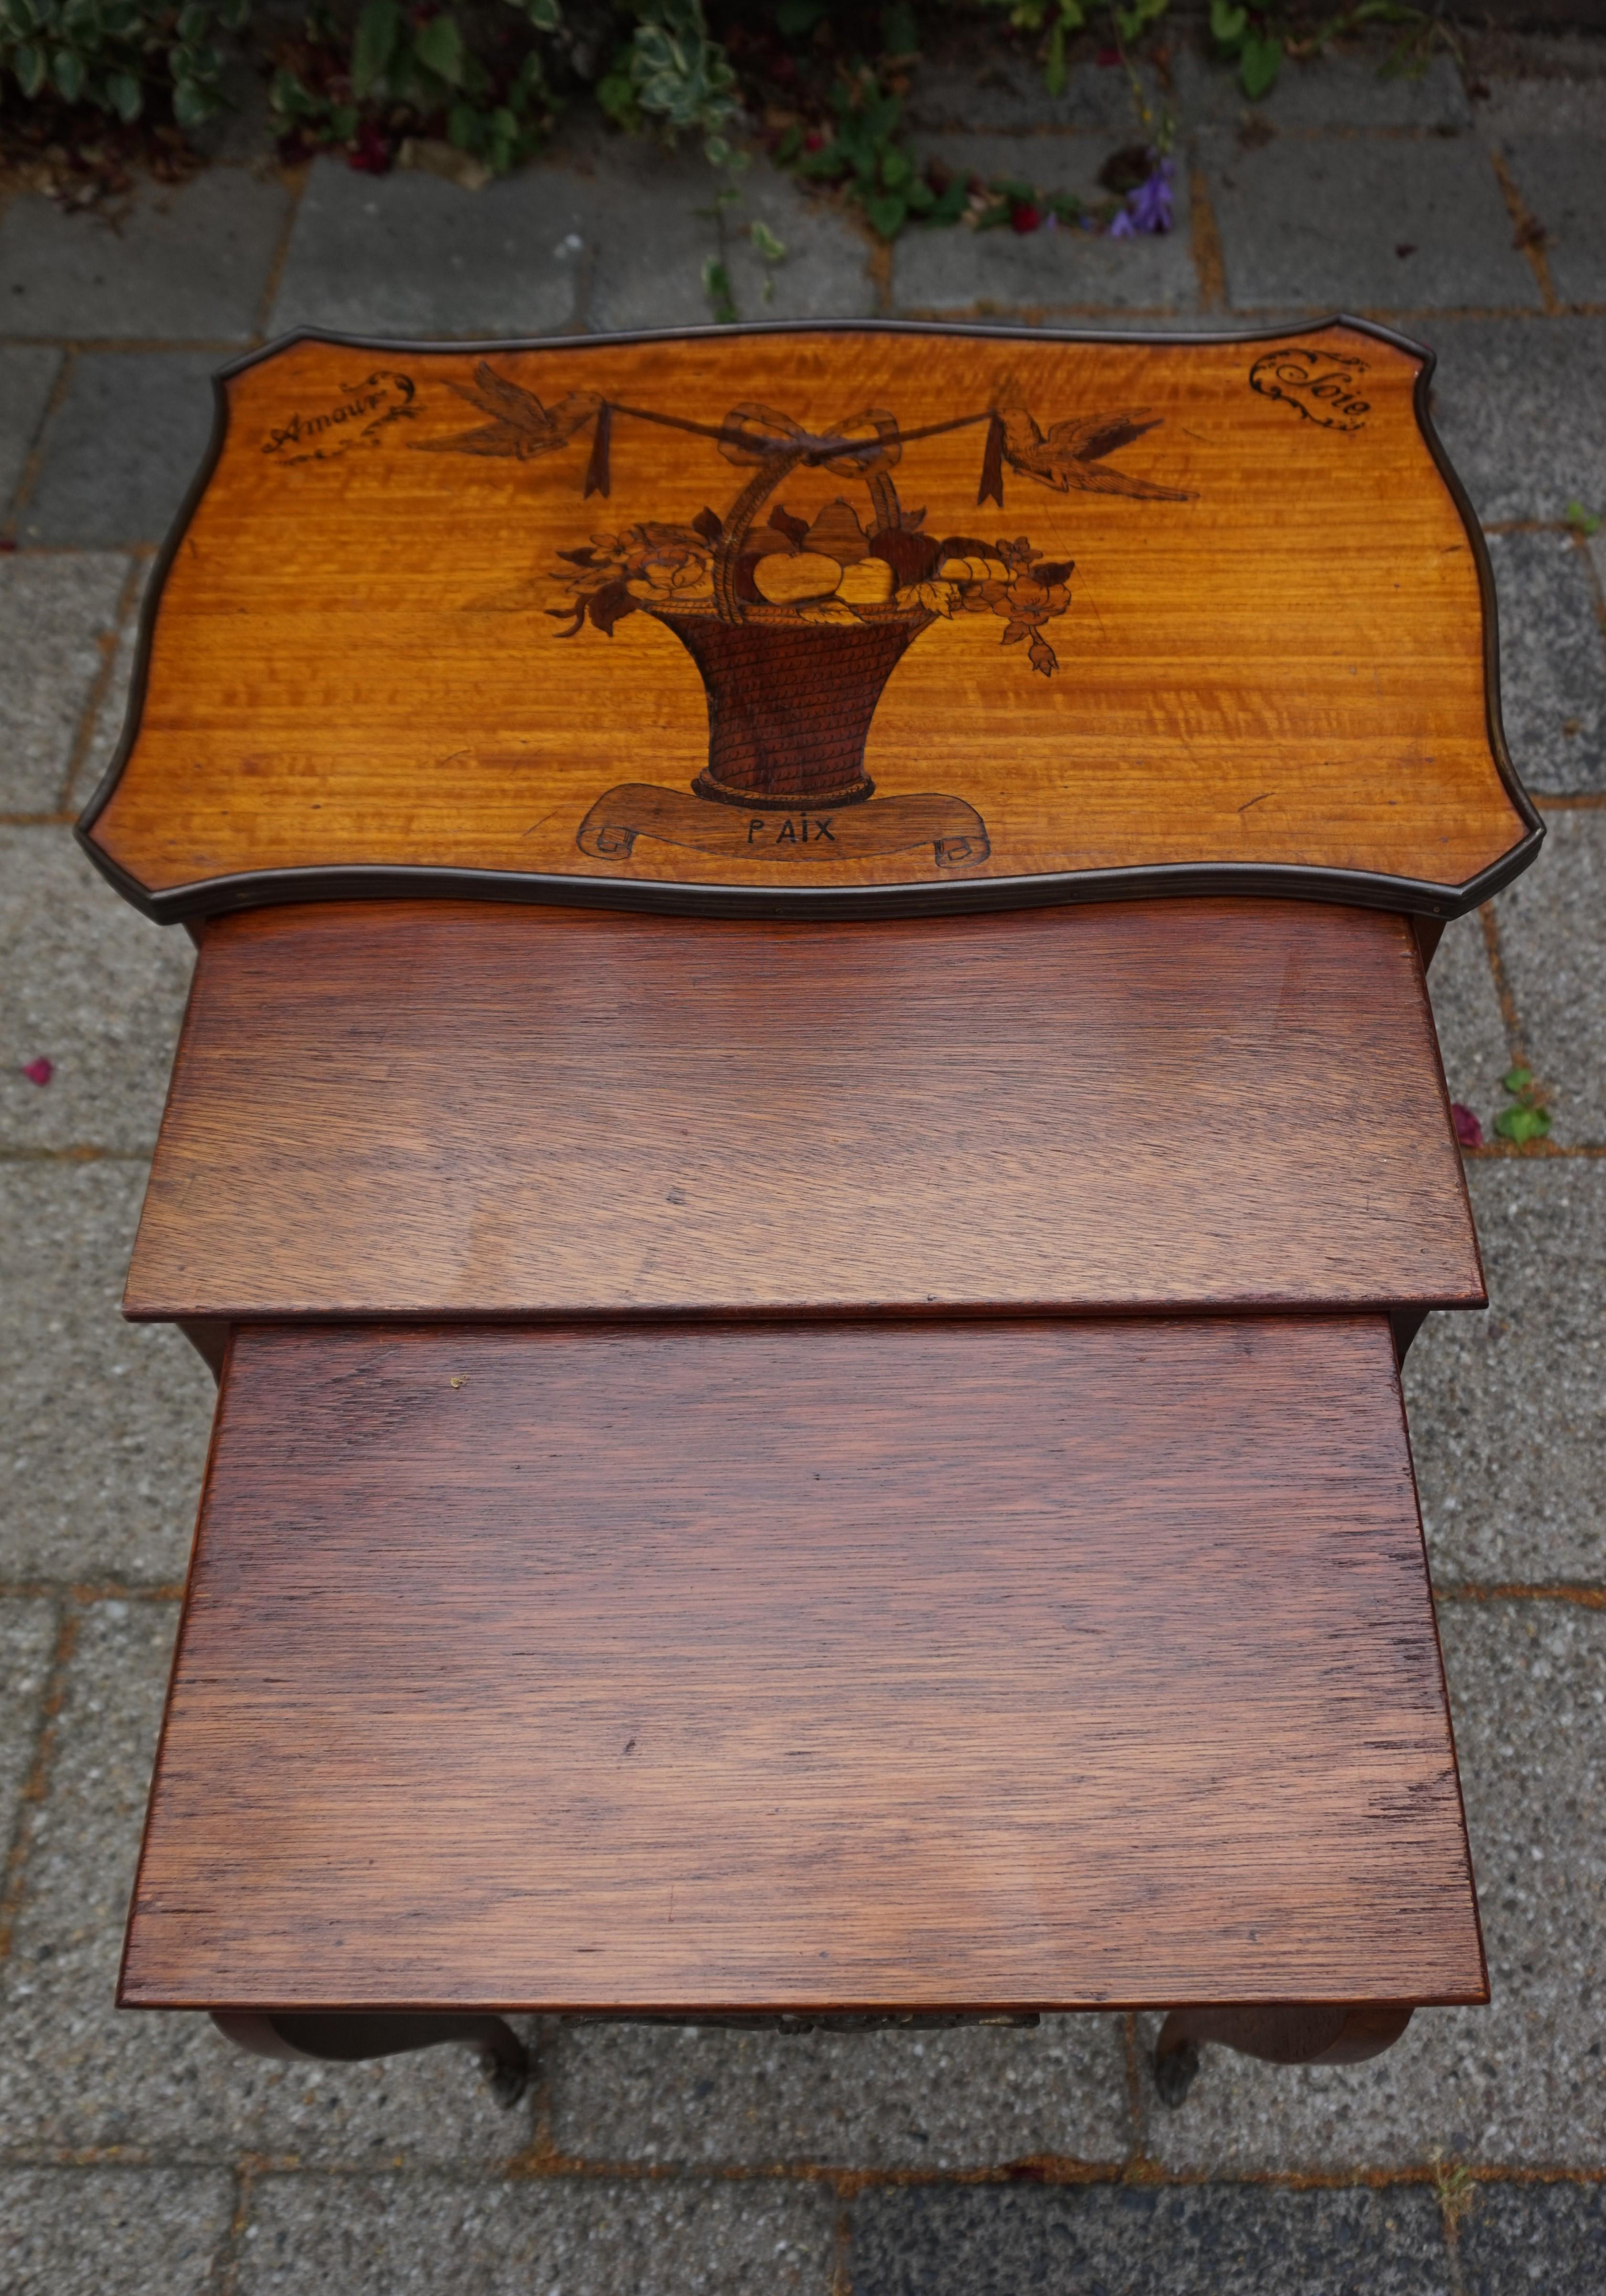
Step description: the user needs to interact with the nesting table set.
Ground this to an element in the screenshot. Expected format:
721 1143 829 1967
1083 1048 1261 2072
79 319 1540 2105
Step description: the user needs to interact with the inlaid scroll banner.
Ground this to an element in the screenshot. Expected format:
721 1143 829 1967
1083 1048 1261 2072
78 319 1540 924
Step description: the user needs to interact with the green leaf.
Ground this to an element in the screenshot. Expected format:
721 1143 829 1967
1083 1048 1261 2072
1239 32 1281 99
172 75 220 128
446 99 481 151
219 0 251 29
522 0 560 27
51 43 85 101
773 121 801 164
903 174 934 213
880 2 917 57
351 0 398 97
414 11 465 87
701 255 737 324
1494 1104 1551 1144
864 190 907 238
776 0 826 35
1501 1066 1533 1094
268 64 320 119
1211 0 1247 44
2 0 38 32
594 64 637 129
106 64 142 118
1045 21 1067 97
749 218 786 262
328 101 358 138
880 146 912 188
926 174 969 225
1564 498 1602 537
176 0 209 40
13 38 46 94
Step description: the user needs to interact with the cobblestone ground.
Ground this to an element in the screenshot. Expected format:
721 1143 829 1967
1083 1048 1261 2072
2 21 1604 2294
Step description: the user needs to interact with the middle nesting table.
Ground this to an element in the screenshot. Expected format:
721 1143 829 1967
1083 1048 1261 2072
126 895 1477 1338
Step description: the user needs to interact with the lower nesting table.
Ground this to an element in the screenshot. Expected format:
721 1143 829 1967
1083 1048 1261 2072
114 896 1488 2107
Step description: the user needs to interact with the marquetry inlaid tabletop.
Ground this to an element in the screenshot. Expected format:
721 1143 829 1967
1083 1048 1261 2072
78 318 1537 924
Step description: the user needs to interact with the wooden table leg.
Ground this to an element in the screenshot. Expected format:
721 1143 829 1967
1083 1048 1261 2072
211 2010 529 2105
1153 2003 1413 2106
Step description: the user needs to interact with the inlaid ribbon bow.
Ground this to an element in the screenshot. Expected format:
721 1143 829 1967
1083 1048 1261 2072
422 362 1187 507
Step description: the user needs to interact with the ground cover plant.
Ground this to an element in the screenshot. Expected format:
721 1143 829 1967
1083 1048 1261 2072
0 0 1467 225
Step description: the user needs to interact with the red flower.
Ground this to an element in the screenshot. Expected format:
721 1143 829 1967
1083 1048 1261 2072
21 1058 53 1086
1010 202 1042 234
1451 1103 1483 1149
347 120 393 175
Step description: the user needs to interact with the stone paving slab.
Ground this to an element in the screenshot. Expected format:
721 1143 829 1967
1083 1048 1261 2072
847 2180 1452 2296
268 157 585 340
1139 1598 1606 2171
1495 808 1606 1142
549 2012 1130 2171
1500 134 1606 304
0 554 128 814
0 345 60 518
0 1596 54 1846
668 160 877 329
1421 316 1606 524
0 1599 540 2166
0 1164 214 1584
0 829 193 1153
1203 130 1542 311
14 352 219 549
568 148 718 335
235 2170 838 2295
1422 909 1512 1129
1458 2176 1606 2295
1174 44 1472 132
1472 60 1606 143
897 135 1194 313
68 564 148 814
905 50 1162 138
0 171 290 343
1486 531 1606 797
1407 1164 1605 1587
1 2164 235 2295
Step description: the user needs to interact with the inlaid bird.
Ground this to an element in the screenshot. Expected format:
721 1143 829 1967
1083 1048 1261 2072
999 407 1190 499
421 362 602 460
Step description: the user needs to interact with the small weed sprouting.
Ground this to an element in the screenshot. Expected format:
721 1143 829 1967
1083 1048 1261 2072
1494 1067 1553 1147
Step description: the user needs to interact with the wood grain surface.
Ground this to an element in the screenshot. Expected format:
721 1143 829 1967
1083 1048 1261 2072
80 322 1533 920
120 1316 1486 2013
124 896 1482 1324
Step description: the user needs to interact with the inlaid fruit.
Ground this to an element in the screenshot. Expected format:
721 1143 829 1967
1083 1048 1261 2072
938 554 1009 583
804 499 870 563
837 557 897 605
753 552 844 604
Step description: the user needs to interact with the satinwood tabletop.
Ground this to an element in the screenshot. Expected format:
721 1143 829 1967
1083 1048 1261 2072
78 319 1538 925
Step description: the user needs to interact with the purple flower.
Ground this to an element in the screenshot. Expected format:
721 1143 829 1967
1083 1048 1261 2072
1111 155 1174 238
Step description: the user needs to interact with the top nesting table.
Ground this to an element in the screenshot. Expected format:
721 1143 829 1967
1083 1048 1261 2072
78 317 1536 923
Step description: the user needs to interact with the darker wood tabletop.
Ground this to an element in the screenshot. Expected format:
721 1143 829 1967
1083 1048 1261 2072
126 895 1481 1329
121 1314 1486 2017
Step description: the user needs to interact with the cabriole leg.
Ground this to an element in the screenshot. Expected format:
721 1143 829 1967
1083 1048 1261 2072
1153 2002 1412 2107
211 2010 529 2105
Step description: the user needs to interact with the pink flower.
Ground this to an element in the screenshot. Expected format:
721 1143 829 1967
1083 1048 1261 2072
21 1058 53 1086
